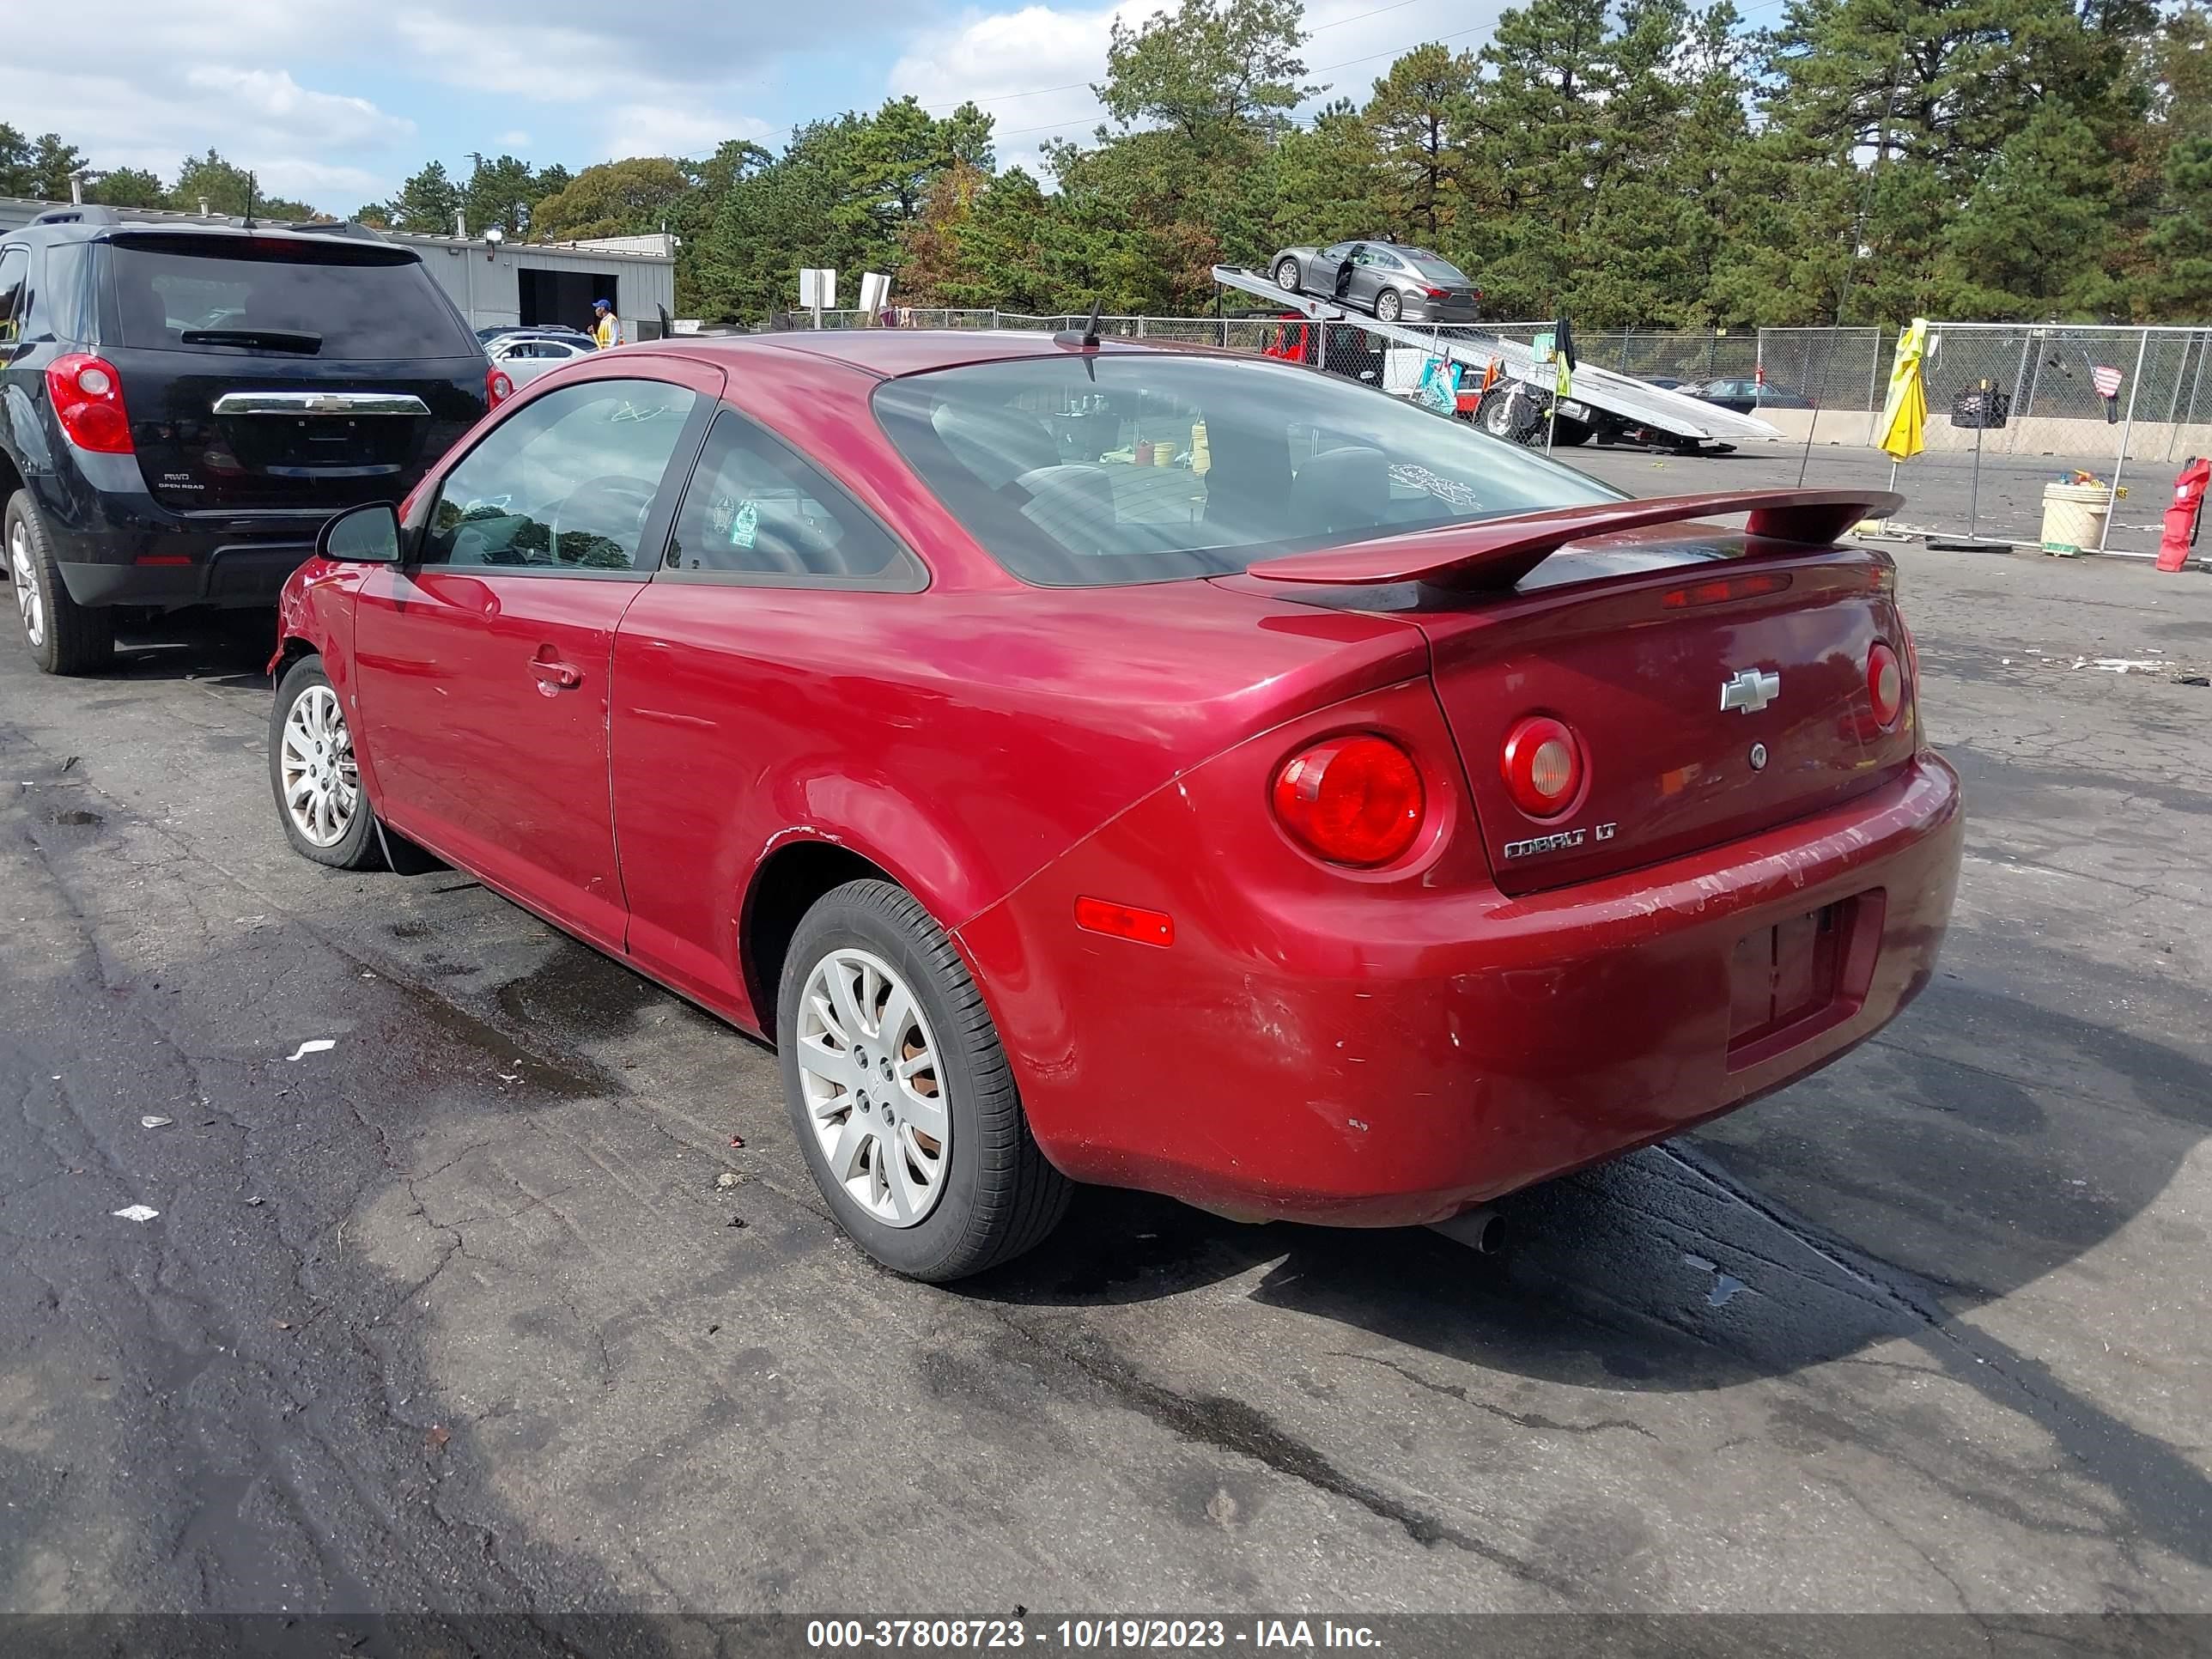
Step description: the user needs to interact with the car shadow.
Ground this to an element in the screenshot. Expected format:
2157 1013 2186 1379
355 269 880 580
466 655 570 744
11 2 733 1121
98 613 275 688
959 966 2212 1574
972 975 2208 1380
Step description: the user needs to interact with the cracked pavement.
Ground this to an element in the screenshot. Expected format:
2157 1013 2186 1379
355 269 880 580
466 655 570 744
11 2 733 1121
2 465 2209 1620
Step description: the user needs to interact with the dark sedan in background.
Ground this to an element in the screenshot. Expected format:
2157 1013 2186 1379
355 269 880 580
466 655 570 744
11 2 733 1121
1268 241 1481 324
1685 377 1815 413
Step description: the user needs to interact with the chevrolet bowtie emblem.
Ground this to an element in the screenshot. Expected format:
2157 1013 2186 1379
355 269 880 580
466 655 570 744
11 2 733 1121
1719 667 1781 714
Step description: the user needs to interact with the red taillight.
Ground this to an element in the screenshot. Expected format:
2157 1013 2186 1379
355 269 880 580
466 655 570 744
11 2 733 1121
1073 896 1175 948
46 354 133 453
1868 641 1904 726
1500 715 1585 819
1272 734 1425 867
1425 287 1449 300
487 366 515 407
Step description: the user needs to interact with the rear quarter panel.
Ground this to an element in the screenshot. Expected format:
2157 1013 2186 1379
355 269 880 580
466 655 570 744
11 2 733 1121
609 578 1430 1029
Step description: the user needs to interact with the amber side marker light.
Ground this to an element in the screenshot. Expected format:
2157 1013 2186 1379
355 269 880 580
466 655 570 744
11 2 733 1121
1075 896 1175 948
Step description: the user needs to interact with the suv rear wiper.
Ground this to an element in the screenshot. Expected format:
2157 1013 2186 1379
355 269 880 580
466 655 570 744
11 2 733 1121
179 328 325 354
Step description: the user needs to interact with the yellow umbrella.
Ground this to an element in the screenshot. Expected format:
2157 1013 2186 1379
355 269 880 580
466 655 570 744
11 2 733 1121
1877 319 1929 462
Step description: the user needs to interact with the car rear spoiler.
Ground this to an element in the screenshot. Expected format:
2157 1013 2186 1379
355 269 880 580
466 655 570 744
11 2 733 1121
1244 489 1905 591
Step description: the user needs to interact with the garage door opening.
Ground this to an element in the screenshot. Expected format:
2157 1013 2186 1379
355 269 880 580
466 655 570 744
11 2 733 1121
520 267 617 333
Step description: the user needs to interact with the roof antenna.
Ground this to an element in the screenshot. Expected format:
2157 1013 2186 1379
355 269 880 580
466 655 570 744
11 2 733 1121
1054 297 1103 349
242 172 258 230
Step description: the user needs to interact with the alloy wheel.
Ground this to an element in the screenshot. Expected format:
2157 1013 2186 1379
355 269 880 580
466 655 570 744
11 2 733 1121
10 520 44 648
1274 259 1301 292
279 684 360 848
1376 290 1401 323
795 947 950 1228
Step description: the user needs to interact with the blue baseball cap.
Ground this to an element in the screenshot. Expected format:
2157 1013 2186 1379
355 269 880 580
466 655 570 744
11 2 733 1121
592 298 611 311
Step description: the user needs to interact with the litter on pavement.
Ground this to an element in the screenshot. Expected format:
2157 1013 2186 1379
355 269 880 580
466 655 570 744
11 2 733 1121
285 1039 337 1061
112 1205 161 1223
140 1115 173 1129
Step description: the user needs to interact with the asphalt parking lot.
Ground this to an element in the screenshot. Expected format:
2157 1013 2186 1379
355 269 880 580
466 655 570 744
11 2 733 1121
2 450 2209 1625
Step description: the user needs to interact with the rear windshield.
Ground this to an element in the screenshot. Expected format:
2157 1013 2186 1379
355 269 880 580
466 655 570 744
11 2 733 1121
1406 254 1468 283
872 353 1621 586
107 236 476 359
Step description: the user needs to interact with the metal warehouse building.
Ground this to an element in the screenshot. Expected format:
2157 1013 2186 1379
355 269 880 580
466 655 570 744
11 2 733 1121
0 197 678 341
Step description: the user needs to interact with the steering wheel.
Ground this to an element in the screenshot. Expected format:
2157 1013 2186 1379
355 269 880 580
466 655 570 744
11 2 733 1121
550 474 658 568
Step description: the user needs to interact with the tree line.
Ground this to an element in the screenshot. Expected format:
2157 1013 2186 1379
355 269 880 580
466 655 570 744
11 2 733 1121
9 0 2209 327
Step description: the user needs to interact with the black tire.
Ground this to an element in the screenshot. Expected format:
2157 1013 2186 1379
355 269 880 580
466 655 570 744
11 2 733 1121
1553 416 1595 447
1273 257 1303 294
5 490 114 676
1477 386 1542 446
1375 289 1402 323
268 655 383 871
779 879 1071 1281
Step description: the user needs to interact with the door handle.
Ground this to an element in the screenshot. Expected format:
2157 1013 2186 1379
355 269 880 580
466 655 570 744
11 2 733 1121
529 654 584 692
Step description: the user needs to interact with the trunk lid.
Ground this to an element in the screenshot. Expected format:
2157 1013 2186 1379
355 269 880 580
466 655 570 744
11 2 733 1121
1234 491 1917 896
98 232 488 511
1419 542 1915 894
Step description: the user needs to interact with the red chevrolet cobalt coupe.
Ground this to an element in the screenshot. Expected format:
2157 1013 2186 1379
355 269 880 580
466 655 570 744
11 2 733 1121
269 331 1961 1280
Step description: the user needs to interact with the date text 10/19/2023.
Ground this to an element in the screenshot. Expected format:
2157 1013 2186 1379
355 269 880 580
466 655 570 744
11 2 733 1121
805 1620 1383 1650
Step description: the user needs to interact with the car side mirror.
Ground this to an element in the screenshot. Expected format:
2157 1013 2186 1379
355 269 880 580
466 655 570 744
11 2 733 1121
319 501 401 564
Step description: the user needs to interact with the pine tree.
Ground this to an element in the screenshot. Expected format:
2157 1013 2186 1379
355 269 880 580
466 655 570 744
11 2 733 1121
2144 134 2212 319
1461 0 1615 316
382 161 465 234
1363 44 1478 243
1224 100 1380 265
1938 101 2128 318
86 167 167 210
464 155 543 237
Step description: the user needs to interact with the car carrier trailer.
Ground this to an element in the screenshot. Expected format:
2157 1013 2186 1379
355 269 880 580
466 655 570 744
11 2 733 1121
1212 265 1784 452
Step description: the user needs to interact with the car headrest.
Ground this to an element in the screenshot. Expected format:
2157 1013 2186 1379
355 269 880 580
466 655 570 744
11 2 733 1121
1014 464 1118 556
932 402 1063 490
1291 445 1387 535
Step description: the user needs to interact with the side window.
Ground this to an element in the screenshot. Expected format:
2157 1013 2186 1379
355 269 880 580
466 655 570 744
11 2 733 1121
0 246 28 345
665 409 913 583
423 377 697 573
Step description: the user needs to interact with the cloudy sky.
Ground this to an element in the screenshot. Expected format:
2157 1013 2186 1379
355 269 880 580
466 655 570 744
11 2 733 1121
7 0 1493 212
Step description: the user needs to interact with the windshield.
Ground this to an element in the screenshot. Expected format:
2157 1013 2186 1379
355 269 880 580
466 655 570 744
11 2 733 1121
872 352 1623 586
109 237 476 359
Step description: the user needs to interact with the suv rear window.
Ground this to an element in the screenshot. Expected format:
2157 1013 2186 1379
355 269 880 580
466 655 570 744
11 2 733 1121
873 353 1621 587
107 235 475 359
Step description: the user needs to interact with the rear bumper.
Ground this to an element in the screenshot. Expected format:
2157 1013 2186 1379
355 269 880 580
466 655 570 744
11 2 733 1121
1397 298 1480 324
957 748 1963 1227
38 453 323 610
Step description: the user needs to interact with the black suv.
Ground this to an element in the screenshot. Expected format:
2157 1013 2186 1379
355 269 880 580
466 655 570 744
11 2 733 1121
0 208 495 674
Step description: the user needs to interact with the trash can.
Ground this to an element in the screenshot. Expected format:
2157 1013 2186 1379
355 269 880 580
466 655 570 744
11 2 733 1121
2040 483 2112 556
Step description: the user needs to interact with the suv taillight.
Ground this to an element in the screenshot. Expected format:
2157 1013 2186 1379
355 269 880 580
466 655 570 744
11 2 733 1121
488 365 515 408
46 354 134 453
